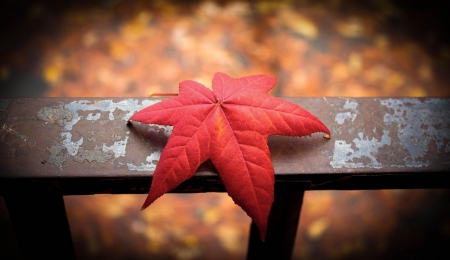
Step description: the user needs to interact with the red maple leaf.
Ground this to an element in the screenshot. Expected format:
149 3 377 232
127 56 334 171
129 72 330 240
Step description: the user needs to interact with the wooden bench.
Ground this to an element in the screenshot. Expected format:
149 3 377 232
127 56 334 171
1 97 449 259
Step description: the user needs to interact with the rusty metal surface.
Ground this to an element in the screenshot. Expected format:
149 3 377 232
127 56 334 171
1 97 449 195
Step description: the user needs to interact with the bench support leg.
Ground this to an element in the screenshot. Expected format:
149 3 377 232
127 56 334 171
247 189 305 260
4 195 76 260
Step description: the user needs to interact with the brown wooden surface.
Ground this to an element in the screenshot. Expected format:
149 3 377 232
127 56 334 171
1 97 449 195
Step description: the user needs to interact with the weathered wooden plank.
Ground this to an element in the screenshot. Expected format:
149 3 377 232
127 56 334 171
1 97 449 195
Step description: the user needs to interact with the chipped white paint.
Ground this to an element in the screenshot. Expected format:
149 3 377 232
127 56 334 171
117 99 157 120
335 100 358 125
330 130 391 168
335 112 356 124
330 99 386 169
331 98 449 169
125 126 171 171
63 99 157 131
61 99 157 159
61 132 83 156
380 98 449 167
343 100 358 110
127 151 161 171
43 99 162 169
102 136 129 158
87 113 101 121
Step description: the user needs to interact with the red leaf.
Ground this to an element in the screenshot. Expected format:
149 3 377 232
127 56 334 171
129 72 330 240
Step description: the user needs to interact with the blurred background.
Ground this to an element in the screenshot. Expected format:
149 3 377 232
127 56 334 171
1 0 450 259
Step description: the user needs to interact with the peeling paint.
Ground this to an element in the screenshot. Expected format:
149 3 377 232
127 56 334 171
87 113 101 121
103 136 129 158
63 99 156 131
61 132 83 156
41 99 158 169
37 103 73 126
72 135 129 164
127 151 161 171
380 98 449 167
74 146 114 163
335 112 357 124
330 130 391 168
344 100 358 110
330 98 450 169
47 143 69 170
335 100 358 124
